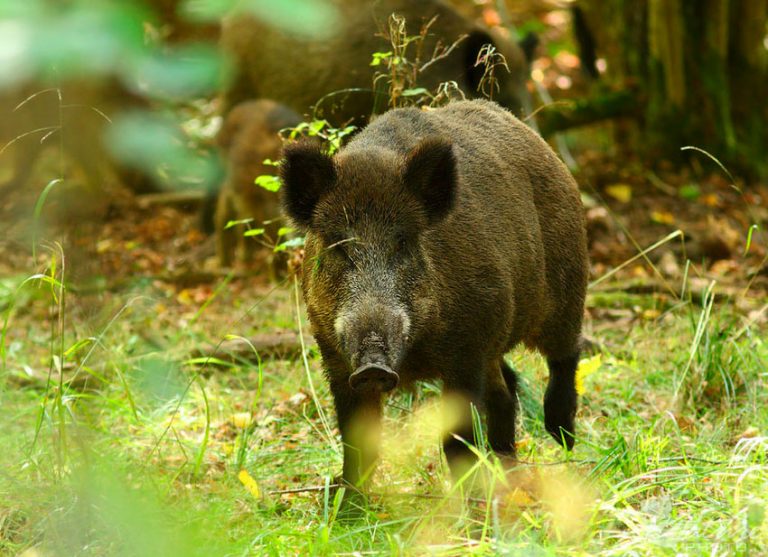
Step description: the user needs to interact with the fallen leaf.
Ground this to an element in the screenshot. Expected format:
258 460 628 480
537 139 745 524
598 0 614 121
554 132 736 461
96 239 113 254
651 211 675 225
238 469 261 499
642 309 661 320
515 437 532 452
710 259 739 276
736 426 760 442
177 289 193 305
606 184 632 203
482 7 501 27
631 265 649 278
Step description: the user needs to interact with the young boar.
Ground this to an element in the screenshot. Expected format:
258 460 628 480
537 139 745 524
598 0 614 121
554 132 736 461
281 99 588 489
221 0 534 126
215 100 301 268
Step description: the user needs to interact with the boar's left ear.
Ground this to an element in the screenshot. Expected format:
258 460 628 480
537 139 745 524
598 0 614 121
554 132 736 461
280 140 336 228
403 137 457 225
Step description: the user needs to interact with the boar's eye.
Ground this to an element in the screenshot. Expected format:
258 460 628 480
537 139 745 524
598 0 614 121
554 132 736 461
393 234 409 257
328 238 354 265
396 236 406 252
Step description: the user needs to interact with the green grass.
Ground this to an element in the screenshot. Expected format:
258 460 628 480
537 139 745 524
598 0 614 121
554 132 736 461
1 254 766 556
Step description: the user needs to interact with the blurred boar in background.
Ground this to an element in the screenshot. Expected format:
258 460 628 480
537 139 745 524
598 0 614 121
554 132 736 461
215 99 301 270
0 83 156 198
280 99 588 493
221 0 535 126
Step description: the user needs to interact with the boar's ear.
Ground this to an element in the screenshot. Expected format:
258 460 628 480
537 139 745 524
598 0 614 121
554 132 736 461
403 137 457 225
280 140 336 228
518 31 540 65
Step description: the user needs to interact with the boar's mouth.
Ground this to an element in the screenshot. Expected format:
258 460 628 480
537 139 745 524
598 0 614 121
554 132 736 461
348 362 400 393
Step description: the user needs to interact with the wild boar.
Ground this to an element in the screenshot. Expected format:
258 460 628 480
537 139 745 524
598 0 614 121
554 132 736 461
221 0 534 126
0 82 156 197
280 99 588 490
214 99 301 269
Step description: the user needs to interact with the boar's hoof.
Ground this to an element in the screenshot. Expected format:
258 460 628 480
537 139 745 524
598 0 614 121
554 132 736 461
348 363 399 393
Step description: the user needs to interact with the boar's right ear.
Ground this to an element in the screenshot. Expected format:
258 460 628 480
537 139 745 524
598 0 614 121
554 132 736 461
403 138 457 225
280 140 336 228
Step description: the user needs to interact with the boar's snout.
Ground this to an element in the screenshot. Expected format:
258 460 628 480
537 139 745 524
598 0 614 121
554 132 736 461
335 303 410 394
349 362 399 393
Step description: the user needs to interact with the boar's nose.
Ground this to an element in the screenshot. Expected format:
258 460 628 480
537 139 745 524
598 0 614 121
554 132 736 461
348 363 400 393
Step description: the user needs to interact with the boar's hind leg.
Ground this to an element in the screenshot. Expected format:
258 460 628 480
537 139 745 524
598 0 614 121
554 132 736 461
329 377 383 489
543 353 579 450
486 360 518 455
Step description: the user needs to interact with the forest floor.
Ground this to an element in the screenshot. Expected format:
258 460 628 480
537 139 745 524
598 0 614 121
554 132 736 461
1 149 767 556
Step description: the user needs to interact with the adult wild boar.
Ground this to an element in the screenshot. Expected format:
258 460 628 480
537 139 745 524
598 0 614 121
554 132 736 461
221 0 535 126
215 99 301 268
0 82 155 197
280 99 588 489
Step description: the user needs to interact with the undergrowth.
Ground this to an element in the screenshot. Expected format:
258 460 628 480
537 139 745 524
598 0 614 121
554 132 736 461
0 234 766 556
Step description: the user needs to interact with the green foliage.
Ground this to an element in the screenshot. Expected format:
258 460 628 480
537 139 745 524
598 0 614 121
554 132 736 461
254 174 281 192
31 178 62 258
678 183 701 200
371 14 440 110
370 12 512 112
240 119 355 252
181 0 340 39
242 227 265 237
0 2 149 88
0 0 344 195
289 119 356 155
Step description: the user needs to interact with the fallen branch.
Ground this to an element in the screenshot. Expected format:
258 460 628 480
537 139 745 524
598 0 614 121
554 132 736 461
267 485 487 504
537 89 640 137
68 268 248 294
135 190 207 209
190 331 311 363
590 276 751 303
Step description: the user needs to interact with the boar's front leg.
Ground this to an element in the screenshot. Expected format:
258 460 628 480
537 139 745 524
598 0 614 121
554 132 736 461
544 354 579 450
329 376 383 489
441 371 484 480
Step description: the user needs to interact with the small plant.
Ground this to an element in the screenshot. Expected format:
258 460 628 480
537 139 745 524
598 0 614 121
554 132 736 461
472 43 510 102
238 120 356 257
371 14 469 110
371 13 511 111
287 119 356 155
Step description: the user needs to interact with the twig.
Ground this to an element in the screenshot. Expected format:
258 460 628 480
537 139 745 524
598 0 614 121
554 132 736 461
268 485 487 504
270 484 340 495
419 34 468 74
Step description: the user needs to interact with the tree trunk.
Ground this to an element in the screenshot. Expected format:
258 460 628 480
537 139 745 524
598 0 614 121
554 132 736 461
575 0 768 179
